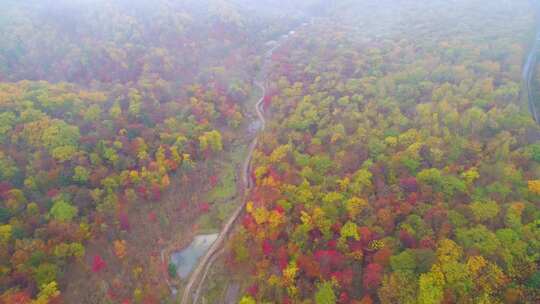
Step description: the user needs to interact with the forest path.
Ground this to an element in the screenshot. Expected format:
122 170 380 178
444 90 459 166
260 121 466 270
180 82 265 304
180 32 285 303
187 82 266 304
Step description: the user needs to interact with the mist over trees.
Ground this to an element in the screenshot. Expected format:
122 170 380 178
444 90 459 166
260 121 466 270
0 0 539 303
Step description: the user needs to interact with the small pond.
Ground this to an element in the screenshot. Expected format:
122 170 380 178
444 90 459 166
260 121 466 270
170 233 218 279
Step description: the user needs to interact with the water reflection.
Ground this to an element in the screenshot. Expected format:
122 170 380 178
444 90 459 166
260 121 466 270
170 234 219 279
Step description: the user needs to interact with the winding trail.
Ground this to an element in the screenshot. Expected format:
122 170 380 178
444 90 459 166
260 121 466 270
180 60 272 304
180 22 309 302
181 82 266 304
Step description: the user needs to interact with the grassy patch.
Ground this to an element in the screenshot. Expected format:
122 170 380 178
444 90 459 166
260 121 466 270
217 198 239 222
196 213 219 231
196 197 239 231
198 261 230 304
207 161 237 202
231 141 248 163
196 142 248 230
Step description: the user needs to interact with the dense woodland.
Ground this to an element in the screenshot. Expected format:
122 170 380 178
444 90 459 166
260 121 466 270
0 0 298 302
230 1 540 304
0 0 539 304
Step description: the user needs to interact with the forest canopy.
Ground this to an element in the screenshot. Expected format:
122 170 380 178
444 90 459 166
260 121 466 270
0 0 539 303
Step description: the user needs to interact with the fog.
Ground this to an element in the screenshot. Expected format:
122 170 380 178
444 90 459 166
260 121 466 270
0 1 539 303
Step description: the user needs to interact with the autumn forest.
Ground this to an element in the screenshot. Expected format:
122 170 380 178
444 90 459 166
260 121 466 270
0 1 539 304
